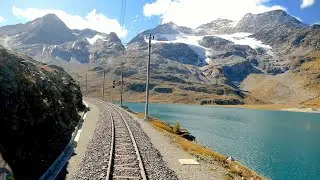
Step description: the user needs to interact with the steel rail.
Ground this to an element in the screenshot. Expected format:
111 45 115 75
105 103 147 180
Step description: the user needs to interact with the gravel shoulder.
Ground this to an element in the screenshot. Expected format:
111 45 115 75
65 99 101 179
123 110 228 180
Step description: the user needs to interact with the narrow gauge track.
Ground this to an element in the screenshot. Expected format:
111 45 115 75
105 103 147 180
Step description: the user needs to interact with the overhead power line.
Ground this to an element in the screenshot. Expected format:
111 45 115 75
119 0 127 107
153 0 174 28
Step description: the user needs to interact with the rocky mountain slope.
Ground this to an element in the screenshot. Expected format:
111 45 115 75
0 10 319 106
0 14 125 64
195 18 236 35
241 55 320 104
0 45 85 178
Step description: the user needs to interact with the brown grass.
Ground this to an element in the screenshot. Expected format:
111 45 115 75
149 118 174 133
142 115 263 179
303 96 320 107
170 133 226 161
307 51 320 58
136 113 145 119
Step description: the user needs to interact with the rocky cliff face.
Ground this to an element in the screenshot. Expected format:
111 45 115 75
0 46 85 179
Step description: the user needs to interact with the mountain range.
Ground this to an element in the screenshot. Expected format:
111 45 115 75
0 10 319 106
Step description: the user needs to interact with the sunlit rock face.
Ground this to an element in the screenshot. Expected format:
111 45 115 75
0 46 85 179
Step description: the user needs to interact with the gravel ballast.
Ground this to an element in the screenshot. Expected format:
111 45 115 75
72 99 177 179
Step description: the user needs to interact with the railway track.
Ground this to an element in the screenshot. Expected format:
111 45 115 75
105 103 147 180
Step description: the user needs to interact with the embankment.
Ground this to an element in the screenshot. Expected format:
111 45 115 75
0 46 85 179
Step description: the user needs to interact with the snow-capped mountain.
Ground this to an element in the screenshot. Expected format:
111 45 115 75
0 14 125 63
0 10 318 89
123 9 319 86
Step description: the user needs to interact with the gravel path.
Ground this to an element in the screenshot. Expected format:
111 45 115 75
72 100 112 179
65 100 100 179
72 99 177 179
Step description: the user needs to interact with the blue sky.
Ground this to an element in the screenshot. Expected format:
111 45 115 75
0 0 319 43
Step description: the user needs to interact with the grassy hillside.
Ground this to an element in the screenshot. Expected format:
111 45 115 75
241 52 320 107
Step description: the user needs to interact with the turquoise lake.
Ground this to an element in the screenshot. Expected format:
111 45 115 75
121 102 320 180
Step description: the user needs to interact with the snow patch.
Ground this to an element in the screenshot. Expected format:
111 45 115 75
149 34 212 64
86 34 107 45
214 32 272 50
145 32 273 64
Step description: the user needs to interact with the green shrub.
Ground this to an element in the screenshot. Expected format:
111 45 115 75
173 122 180 134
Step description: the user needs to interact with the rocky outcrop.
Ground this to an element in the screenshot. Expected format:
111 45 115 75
127 22 194 51
221 59 262 83
127 83 157 92
0 46 85 179
48 38 91 63
153 75 187 83
196 18 235 35
199 36 233 50
200 98 244 105
152 43 201 66
153 87 173 93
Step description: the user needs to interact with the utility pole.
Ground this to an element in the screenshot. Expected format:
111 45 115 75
145 34 152 119
102 71 105 99
120 62 124 107
85 74 88 95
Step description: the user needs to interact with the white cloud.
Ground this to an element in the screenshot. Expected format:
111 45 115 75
301 0 315 9
143 0 286 28
0 16 6 23
12 6 128 38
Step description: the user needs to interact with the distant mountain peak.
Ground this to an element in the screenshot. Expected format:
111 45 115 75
267 9 287 15
107 32 121 42
164 22 176 26
31 13 65 26
41 13 60 20
15 13 77 45
235 9 307 33
195 18 235 35
156 22 179 30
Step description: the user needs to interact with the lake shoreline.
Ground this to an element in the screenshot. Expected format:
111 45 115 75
220 104 320 113
118 100 320 113
123 107 265 180
122 101 320 179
